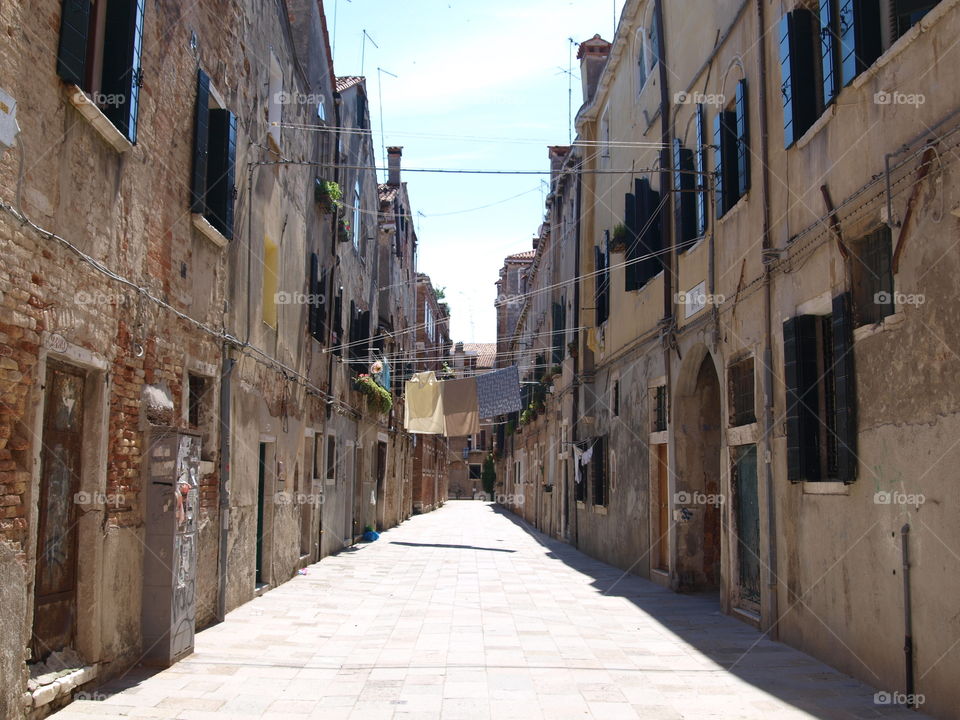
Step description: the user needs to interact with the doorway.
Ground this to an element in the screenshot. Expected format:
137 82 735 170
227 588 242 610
674 351 722 592
31 362 85 661
651 443 670 573
256 442 267 586
732 444 761 612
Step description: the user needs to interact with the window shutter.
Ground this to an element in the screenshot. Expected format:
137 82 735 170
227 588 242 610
309 253 320 337
101 0 146 143
624 192 638 242
839 0 883 87
832 293 858 483
191 69 210 214
780 9 819 148
713 113 725 219
56 0 91 86
630 178 663 287
735 79 750 198
332 287 343 355
595 246 609 325
820 0 840 104
592 436 606 506
673 139 696 251
316 266 328 343
783 315 821 482
206 109 237 239
715 111 739 216
695 104 707 236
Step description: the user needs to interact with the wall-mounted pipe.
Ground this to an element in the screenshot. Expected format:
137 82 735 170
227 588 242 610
216 352 235 622
902 523 915 707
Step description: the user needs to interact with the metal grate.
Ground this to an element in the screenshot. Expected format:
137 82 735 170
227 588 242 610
728 358 756 427
652 385 667 432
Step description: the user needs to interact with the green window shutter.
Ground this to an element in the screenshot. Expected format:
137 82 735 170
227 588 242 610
820 0 841 103
206 109 237 239
309 253 320 338
635 178 663 287
191 69 210 214
839 0 882 87
713 113 725 218
735 79 750 198
783 315 822 482
624 192 638 240
694 104 707 236
832 293 858 483
56 0 91 86
101 0 146 144
673 139 696 251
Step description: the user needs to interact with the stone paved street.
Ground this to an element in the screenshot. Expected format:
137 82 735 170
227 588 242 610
50 502 921 720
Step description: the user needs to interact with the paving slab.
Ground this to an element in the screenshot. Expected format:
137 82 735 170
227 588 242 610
49 501 923 719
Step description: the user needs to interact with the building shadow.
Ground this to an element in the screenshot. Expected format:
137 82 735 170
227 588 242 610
389 540 515 553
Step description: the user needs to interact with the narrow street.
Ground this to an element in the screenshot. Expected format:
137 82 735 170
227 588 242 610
50 502 918 720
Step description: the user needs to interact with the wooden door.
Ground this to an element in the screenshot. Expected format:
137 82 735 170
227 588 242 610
31 363 85 661
656 444 669 571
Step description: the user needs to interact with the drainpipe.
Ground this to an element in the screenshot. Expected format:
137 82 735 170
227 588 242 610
570 163 582 547
755 0 779 638
902 523 915 707
216 351 235 622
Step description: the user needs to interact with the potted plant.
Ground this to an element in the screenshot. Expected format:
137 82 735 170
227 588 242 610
354 374 393 414
610 223 630 252
338 217 351 243
314 179 342 214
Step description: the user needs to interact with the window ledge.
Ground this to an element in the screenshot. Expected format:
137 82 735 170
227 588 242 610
802 481 849 495
727 422 758 446
853 0 959 91
853 311 904 342
192 213 229 248
593 505 608 515
796 103 837 150
718 194 748 224
576 500 586 509
649 430 668 445
67 86 132 154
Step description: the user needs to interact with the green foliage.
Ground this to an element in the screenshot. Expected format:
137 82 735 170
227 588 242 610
482 454 496 496
354 374 393 414
611 222 629 250
315 179 343 212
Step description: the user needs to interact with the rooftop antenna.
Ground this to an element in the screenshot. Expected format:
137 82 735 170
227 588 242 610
332 0 352 64
567 38 581 144
361 29 378 77
377 67 398 184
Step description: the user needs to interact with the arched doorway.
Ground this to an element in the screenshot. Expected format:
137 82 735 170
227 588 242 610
674 348 722 592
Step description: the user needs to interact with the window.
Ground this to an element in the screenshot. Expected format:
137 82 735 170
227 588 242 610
469 464 482 480
187 373 207 428
892 0 941 40
612 380 620 417
56 0 146 143
313 435 323 481
851 226 894 327
268 54 282 148
601 110 611 159
308 253 327 343
779 9 820 147
191 69 237 239
551 300 566 365
652 385 667 432
694 104 708 236
352 180 362 251
783 293 857 483
728 357 756 427
574 450 586 503
625 178 663 291
673 138 697 250
348 301 371 372
325 435 337 482
636 29 648 90
595 237 610 324
592 436 608 506
262 235 279 328
714 79 749 216
317 96 326 121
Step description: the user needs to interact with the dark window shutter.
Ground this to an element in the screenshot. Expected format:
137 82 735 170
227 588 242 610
673 139 696 251
592 436 606 506
56 0 91 86
595 246 609 325
713 113 725 218
332 287 343 355
101 0 146 143
308 253 320 337
735 79 750 198
633 178 663 287
832 293 858 483
820 0 841 104
695 104 707 236
780 9 819 148
783 315 822 482
624 192 638 240
316 266 328 343
191 69 210 214
839 0 883 87
206 109 237 239
714 110 738 216
552 302 564 365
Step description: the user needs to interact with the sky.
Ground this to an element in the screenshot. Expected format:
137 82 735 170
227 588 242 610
330 0 626 342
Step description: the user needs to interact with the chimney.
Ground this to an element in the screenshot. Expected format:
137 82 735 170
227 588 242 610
387 146 403 185
577 34 612 105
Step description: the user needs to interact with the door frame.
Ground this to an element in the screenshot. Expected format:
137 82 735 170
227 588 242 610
28 338 109 666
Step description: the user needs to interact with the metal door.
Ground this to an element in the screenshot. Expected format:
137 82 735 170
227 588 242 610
733 444 761 607
256 443 266 584
31 362 85 660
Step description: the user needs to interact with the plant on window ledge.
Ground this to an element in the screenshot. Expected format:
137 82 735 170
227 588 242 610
338 217 351 243
610 223 630 252
354 374 393 414
315 179 342 214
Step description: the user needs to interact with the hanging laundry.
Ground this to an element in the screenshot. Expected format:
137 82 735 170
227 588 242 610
572 445 584 485
580 442 594 466
441 376 480 437
475 365 522 418
403 371 445 434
